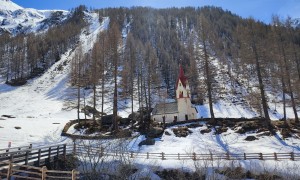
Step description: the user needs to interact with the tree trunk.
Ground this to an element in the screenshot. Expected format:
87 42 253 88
101 72 105 118
113 55 118 131
252 42 270 124
203 41 215 123
93 84 96 121
199 15 215 124
77 85 80 122
281 76 287 121
282 51 299 123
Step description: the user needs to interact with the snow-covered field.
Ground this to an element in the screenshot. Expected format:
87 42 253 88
129 122 300 154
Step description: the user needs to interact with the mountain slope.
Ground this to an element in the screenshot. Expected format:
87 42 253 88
0 0 22 11
0 0 69 34
0 11 109 147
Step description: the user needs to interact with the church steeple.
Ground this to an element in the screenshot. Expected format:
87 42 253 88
176 65 190 99
176 64 188 89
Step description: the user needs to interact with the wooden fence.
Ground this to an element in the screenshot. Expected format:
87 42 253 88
2 144 299 164
1 161 78 180
1 144 299 179
0 144 69 168
0 144 32 154
74 145 300 161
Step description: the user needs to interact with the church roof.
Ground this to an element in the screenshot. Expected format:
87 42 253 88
176 65 188 89
152 102 178 115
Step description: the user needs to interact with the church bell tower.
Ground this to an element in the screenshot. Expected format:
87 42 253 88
176 65 194 120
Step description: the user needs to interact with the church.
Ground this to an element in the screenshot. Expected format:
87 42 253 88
151 65 198 123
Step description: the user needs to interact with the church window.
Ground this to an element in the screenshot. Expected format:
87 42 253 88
179 91 183 98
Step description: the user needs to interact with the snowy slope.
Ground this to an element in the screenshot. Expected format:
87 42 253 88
0 0 69 34
0 12 109 148
130 123 300 154
126 122 300 177
193 52 298 120
0 0 22 11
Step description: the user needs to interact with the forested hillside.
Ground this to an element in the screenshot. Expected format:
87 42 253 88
75 7 299 124
1 6 299 123
0 5 87 85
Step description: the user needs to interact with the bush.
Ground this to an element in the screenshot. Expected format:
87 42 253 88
6 78 27 86
200 128 211 134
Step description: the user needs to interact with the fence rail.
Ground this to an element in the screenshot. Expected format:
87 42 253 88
75 146 300 161
2 144 299 164
0 144 71 169
0 143 300 180
0 162 79 180
0 144 32 154
1 144 299 179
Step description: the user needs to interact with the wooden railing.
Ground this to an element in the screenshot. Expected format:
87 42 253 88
1 162 79 180
0 144 300 180
75 146 300 161
2 144 298 164
0 144 71 169
0 144 32 153
1 144 298 179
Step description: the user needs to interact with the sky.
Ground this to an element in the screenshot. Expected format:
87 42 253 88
12 0 300 24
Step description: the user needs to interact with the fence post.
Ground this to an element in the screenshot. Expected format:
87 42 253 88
210 152 213 161
147 152 149 159
161 152 165 160
63 144 67 159
9 153 14 163
259 153 263 160
130 152 133 158
226 152 230 160
290 152 294 161
41 166 47 180
25 151 29 165
6 161 12 180
244 153 246 160
37 149 41 166
178 153 180 160
100 147 104 157
274 152 277 160
48 147 52 163
73 140 76 155
72 169 76 180
193 152 196 161
56 146 60 159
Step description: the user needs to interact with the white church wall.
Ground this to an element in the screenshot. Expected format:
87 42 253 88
152 113 179 123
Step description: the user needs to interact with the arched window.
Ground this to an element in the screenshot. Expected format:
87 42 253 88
179 91 183 98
